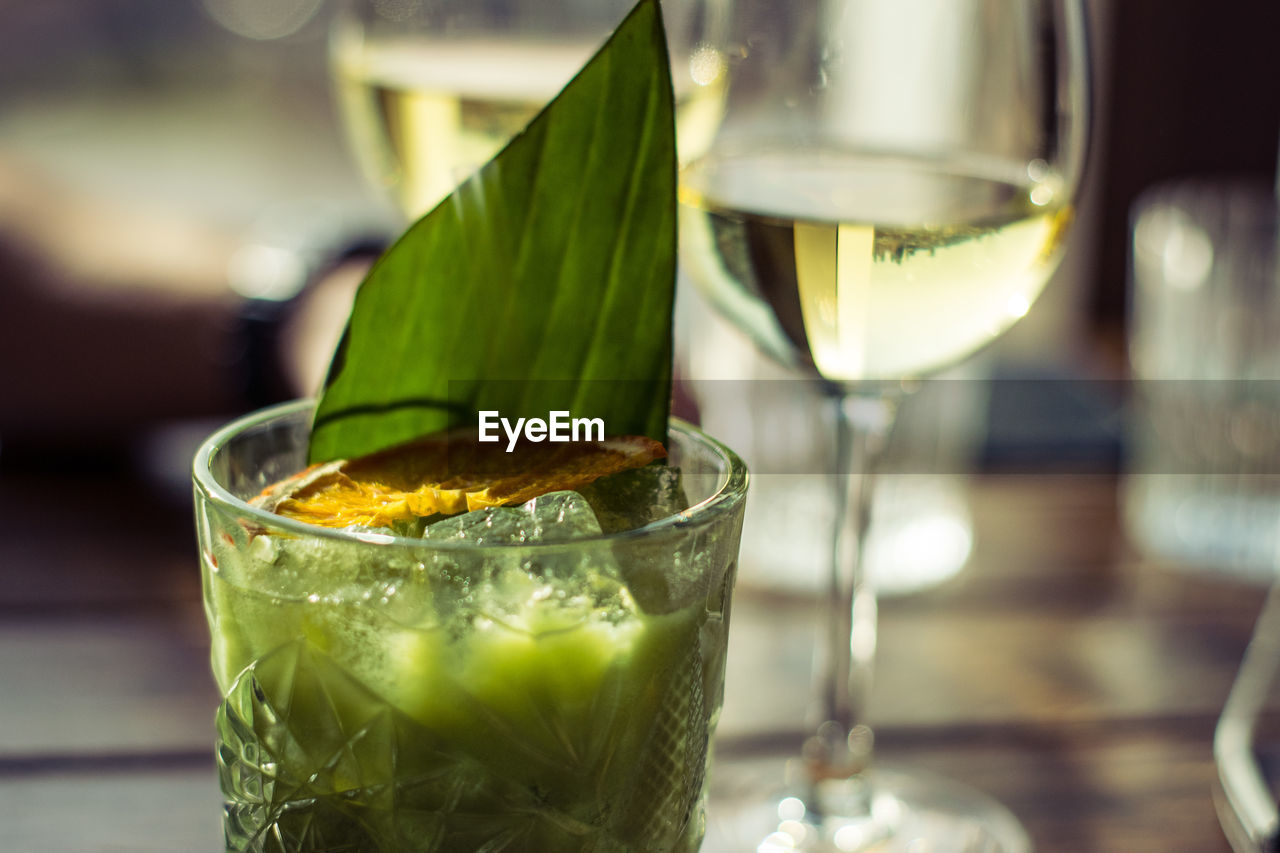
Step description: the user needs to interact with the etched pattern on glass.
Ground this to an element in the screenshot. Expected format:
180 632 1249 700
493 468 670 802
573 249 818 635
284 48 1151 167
215 637 711 852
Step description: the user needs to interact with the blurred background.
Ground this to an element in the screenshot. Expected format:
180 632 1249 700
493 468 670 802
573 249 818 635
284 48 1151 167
1 1 1279 849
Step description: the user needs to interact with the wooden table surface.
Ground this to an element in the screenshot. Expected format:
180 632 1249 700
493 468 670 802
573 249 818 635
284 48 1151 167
0 460 1261 852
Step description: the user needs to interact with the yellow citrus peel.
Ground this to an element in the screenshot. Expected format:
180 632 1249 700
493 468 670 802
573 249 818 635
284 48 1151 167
254 431 666 530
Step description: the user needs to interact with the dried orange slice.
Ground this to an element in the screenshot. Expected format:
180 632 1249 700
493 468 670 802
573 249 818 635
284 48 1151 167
254 431 666 530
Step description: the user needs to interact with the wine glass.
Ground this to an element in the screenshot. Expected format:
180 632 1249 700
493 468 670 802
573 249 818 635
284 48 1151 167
679 1 1089 850
329 0 729 222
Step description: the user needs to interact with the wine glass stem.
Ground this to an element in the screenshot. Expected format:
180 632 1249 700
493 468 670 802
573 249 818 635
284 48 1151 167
810 390 897 779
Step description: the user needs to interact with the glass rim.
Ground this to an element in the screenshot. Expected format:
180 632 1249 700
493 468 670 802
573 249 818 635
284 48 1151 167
192 399 749 551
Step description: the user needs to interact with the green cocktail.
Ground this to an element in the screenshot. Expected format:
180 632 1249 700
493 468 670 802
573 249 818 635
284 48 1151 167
194 400 747 852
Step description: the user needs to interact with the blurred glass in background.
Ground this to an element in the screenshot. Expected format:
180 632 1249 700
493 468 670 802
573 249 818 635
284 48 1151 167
1125 180 1280 580
330 0 727 220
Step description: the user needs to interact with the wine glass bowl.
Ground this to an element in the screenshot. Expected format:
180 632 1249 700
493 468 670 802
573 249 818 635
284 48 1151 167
679 0 1089 382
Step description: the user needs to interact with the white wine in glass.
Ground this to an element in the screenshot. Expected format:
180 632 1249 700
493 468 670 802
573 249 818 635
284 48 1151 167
331 0 728 219
680 151 1074 380
680 1 1089 851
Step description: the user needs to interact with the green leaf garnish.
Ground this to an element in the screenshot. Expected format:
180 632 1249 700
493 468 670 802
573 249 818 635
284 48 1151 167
309 0 676 464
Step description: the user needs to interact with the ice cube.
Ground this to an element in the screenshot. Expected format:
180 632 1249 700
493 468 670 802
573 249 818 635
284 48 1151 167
578 464 688 533
420 491 640 633
422 490 602 544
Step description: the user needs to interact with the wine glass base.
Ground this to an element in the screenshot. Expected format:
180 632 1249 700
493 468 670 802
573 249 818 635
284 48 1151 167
706 762 1031 853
